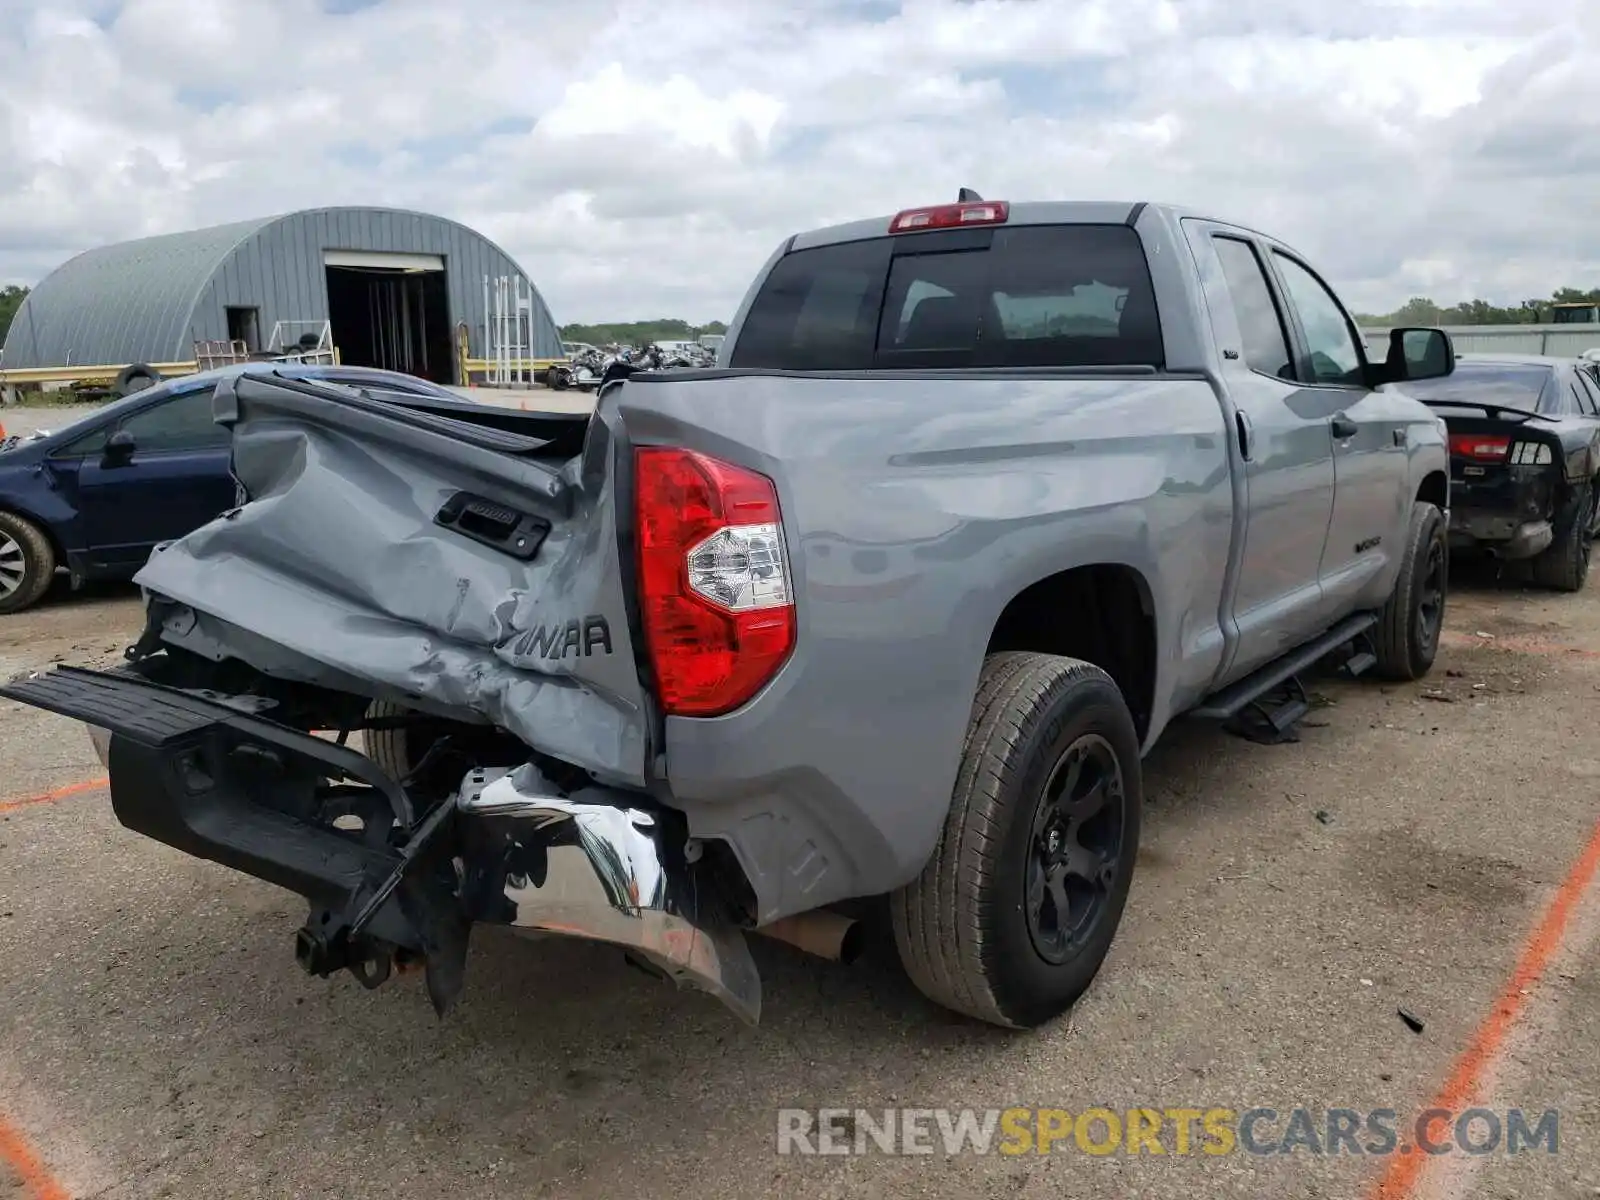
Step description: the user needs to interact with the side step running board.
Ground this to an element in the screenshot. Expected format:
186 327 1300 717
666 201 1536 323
1191 612 1379 722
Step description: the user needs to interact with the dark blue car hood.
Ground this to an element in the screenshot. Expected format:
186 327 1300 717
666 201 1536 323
0 431 51 467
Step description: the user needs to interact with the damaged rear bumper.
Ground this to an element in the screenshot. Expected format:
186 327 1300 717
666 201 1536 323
1 666 761 1024
1448 511 1554 559
456 766 759 1022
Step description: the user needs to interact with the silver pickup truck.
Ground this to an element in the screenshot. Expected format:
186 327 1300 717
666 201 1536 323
3 198 1457 1031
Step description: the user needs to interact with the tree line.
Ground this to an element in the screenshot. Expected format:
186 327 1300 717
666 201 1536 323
0 285 27 347
1354 287 1600 327
557 318 728 347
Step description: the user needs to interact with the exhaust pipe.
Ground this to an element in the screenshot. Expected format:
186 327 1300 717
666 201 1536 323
753 910 864 964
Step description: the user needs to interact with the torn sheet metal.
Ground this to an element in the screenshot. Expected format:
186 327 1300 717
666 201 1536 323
133 374 652 786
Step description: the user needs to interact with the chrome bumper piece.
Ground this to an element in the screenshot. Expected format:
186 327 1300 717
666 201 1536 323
456 765 761 1025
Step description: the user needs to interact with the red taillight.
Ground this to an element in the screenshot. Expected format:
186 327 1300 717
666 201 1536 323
1449 433 1511 461
889 201 1010 233
635 447 795 717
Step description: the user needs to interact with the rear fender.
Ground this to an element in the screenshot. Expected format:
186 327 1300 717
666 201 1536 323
615 370 1231 921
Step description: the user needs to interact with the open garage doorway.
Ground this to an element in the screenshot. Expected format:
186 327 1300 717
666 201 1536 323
324 250 453 384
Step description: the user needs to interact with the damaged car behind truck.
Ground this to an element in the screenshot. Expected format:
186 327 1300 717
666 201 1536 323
1396 353 1600 592
4 199 1458 1030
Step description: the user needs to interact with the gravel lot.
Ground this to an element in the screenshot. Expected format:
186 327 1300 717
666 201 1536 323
1 403 103 438
3 560 1600 1199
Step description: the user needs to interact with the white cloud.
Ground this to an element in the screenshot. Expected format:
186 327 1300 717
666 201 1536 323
0 0 1597 324
539 64 784 157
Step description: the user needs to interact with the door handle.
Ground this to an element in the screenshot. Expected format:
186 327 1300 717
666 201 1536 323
1331 414 1358 440
1235 410 1254 462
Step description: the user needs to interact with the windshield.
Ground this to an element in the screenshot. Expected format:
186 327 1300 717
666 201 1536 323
729 223 1162 371
1552 306 1598 325
1398 363 1555 413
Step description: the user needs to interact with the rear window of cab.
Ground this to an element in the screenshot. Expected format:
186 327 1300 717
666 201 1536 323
729 224 1163 371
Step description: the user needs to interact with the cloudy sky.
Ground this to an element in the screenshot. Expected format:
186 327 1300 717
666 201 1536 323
1 0 1597 325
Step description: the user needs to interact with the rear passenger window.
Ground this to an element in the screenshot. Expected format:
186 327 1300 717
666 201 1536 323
1212 237 1293 380
730 224 1163 370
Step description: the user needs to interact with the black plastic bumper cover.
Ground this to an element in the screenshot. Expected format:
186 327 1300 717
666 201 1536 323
0 666 469 1012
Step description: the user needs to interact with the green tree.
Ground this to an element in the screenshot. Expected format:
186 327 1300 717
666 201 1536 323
1356 288 1600 326
0 285 28 346
1390 297 1442 326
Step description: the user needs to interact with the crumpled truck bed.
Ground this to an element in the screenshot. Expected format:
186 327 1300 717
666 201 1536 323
133 372 653 787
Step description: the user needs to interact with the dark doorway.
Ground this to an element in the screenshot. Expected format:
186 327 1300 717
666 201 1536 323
324 266 453 384
225 306 260 352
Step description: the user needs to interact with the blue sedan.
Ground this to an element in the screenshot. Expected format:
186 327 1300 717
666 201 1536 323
0 363 462 614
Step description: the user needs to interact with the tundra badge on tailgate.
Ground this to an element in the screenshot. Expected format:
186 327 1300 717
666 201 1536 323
508 615 614 662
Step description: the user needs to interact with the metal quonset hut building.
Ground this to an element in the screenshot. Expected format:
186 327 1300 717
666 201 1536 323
1 207 562 386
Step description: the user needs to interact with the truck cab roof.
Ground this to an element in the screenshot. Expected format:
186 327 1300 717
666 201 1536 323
788 200 1271 251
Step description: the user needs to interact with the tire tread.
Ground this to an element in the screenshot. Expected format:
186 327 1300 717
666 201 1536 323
1530 485 1592 593
892 652 1129 1027
0 511 56 615
363 699 412 781
1373 501 1445 681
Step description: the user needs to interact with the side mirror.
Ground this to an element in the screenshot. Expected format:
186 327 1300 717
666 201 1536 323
101 429 136 468
1379 327 1455 384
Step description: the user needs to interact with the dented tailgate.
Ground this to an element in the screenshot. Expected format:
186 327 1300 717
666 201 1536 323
131 373 653 786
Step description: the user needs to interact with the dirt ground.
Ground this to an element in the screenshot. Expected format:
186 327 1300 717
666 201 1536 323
3 563 1600 1200
1 404 103 439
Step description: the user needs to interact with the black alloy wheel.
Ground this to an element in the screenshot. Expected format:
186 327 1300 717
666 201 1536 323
1024 732 1126 966
1414 534 1446 660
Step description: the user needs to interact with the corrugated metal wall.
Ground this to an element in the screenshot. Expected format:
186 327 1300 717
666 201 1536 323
1 217 276 369
2 207 563 369
196 208 564 361
1360 324 1600 357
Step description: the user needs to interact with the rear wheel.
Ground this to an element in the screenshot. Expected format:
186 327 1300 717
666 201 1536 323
0 512 56 615
1373 501 1447 681
1530 483 1594 593
890 652 1142 1029
364 699 424 782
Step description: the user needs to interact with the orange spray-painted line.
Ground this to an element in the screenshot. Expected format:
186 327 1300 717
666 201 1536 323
0 1114 71 1200
1369 815 1600 1198
0 776 108 815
